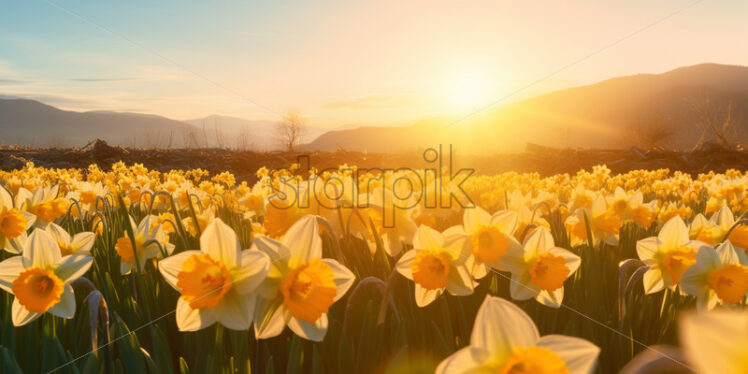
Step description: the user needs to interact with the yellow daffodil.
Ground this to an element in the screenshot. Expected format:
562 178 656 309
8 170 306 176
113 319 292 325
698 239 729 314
45 222 95 256
501 227 580 308
0 229 92 326
395 225 473 307
565 196 620 246
446 206 522 279
158 218 270 331
637 216 706 294
0 186 36 253
115 215 174 274
252 215 355 341
688 205 735 246
680 309 748 374
436 296 599 373
363 187 418 257
15 185 67 227
681 241 748 310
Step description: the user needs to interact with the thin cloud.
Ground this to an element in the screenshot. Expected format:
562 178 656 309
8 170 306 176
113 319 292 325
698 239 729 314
0 78 30 85
69 77 140 82
326 95 413 110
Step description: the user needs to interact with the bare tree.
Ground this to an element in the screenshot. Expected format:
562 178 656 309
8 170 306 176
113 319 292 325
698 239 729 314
277 110 307 152
631 114 675 149
689 94 744 149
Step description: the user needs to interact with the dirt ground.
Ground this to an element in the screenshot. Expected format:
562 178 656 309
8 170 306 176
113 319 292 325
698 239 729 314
1 140 746 183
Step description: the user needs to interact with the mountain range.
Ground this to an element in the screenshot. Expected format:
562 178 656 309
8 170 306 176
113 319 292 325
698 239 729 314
1 63 747 151
304 63 748 153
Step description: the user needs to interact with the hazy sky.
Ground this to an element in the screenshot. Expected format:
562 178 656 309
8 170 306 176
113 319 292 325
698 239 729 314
1 0 746 128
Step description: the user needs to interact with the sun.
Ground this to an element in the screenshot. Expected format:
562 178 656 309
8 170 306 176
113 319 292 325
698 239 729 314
444 70 490 112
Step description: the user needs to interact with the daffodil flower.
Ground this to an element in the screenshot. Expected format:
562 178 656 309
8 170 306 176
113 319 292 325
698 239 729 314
436 296 599 373
680 309 748 374
115 215 175 274
688 205 734 246
680 241 748 310
565 196 620 246
364 187 418 257
15 185 69 228
637 216 705 294
158 218 270 331
252 215 355 341
0 186 36 253
45 222 95 256
0 229 92 326
446 206 522 279
395 225 473 307
501 227 580 308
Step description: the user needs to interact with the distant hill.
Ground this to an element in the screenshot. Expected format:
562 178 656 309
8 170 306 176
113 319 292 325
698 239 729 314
185 115 328 151
0 98 194 148
0 100 330 149
303 63 748 153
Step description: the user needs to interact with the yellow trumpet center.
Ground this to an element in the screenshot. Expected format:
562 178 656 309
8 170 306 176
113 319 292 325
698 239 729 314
114 235 146 267
32 201 59 223
411 250 451 290
0 208 26 239
728 225 748 253
696 226 725 246
529 253 569 291
177 254 232 309
12 267 64 314
707 264 748 304
594 210 621 235
498 345 570 374
281 258 337 322
471 225 509 263
632 206 655 228
661 247 697 285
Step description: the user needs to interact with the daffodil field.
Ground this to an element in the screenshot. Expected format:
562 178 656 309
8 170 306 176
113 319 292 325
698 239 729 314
1 161 747 373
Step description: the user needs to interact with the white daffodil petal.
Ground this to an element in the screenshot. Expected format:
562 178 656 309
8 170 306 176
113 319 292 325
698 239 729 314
158 250 201 291
681 310 748 374
414 284 442 307
658 217 689 249
24 229 61 269
71 232 96 254
537 335 600 374
510 272 539 301
413 225 444 251
490 210 518 235
464 206 490 233
176 298 216 331
212 292 255 331
251 236 290 262
523 227 554 257
46 223 72 244
200 219 240 268
321 258 355 301
636 237 660 261
0 255 24 293
284 215 322 268
535 288 564 308
55 255 93 282
48 284 76 319
642 267 665 294
254 297 290 339
234 250 270 295
470 296 539 362
435 346 490 374
395 250 417 279
446 265 474 296
288 314 328 342
12 298 41 326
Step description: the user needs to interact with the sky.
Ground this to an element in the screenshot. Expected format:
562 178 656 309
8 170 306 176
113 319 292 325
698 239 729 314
0 0 747 128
